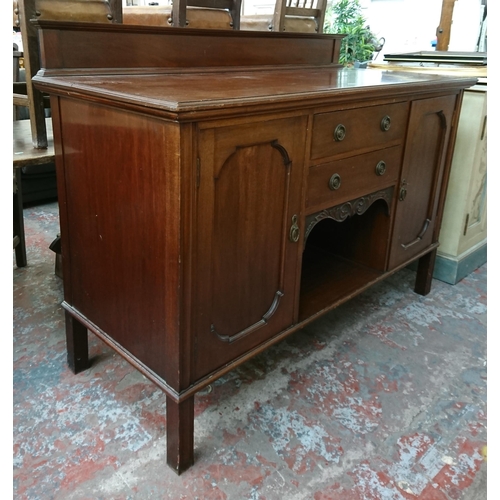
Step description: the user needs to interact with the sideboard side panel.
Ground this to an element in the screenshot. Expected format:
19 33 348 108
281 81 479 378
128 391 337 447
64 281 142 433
58 98 181 382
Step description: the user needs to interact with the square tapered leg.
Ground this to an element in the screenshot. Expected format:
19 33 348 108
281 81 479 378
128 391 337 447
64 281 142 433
13 168 27 268
166 395 194 474
415 248 437 296
65 311 89 374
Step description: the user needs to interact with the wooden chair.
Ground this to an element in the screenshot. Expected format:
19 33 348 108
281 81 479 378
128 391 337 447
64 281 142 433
240 0 326 33
13 0 121 268
13 0 122 145
123 5 235 30
33 0 122 22
272 0 326 33
14 0 48 148
170 0 241 29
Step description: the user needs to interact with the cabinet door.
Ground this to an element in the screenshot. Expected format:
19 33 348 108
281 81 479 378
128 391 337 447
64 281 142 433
193 116 306 380
389 95 457 269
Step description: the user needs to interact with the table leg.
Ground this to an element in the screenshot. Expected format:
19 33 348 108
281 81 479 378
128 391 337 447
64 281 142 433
13 168 27 268
166 395 194 474
65 311 89 374
415 248 437 296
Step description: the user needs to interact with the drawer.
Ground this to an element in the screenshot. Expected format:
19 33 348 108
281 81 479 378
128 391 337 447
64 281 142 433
306 146 403 213
311 102 409 160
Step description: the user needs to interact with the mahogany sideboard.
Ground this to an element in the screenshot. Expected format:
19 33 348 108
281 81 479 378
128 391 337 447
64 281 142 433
33 21 476 474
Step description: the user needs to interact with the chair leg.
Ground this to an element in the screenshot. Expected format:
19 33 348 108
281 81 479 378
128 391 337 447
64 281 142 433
230 0 241 29
13 168 27 268
171 0 188 27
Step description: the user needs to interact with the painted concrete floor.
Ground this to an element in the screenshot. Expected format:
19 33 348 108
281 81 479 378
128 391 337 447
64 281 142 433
14 201 487 499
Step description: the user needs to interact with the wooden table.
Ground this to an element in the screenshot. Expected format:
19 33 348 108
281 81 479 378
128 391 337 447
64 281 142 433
13 117 54 167
13 118 54 267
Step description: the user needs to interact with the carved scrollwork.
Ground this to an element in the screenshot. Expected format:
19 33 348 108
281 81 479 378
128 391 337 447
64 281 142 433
304 187 393 243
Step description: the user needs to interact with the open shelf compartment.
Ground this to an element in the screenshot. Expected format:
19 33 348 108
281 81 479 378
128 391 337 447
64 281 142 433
298 188 395 321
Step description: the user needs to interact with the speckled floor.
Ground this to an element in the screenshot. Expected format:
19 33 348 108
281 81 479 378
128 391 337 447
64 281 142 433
14 201 487 499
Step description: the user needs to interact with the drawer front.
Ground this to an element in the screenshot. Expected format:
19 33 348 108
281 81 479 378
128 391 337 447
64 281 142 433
306 146 403 213
311 102 409 160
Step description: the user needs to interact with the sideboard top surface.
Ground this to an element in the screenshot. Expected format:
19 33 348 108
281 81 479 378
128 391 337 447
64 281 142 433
35 67 477 117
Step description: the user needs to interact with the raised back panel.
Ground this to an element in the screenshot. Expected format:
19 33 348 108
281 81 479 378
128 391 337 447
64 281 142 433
36 21 344 75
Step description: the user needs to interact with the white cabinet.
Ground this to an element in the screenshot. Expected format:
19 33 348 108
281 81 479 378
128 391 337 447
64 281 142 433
436 83 487 283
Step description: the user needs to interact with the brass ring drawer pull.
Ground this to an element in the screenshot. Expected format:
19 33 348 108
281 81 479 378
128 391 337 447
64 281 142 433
329 173 341 191
333 124 346 142
289 214 300 243
375 161 386 176
380 115 391 131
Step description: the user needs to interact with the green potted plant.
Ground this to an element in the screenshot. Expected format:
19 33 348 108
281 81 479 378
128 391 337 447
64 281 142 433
324 0 380 66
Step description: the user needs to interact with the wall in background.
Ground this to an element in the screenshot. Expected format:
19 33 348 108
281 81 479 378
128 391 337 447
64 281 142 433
362 0 441 56
364 0 484 57
447 0 485 51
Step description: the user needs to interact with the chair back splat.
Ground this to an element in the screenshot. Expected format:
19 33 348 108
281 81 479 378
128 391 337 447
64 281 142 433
273 0 326 33
171 0 241 29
